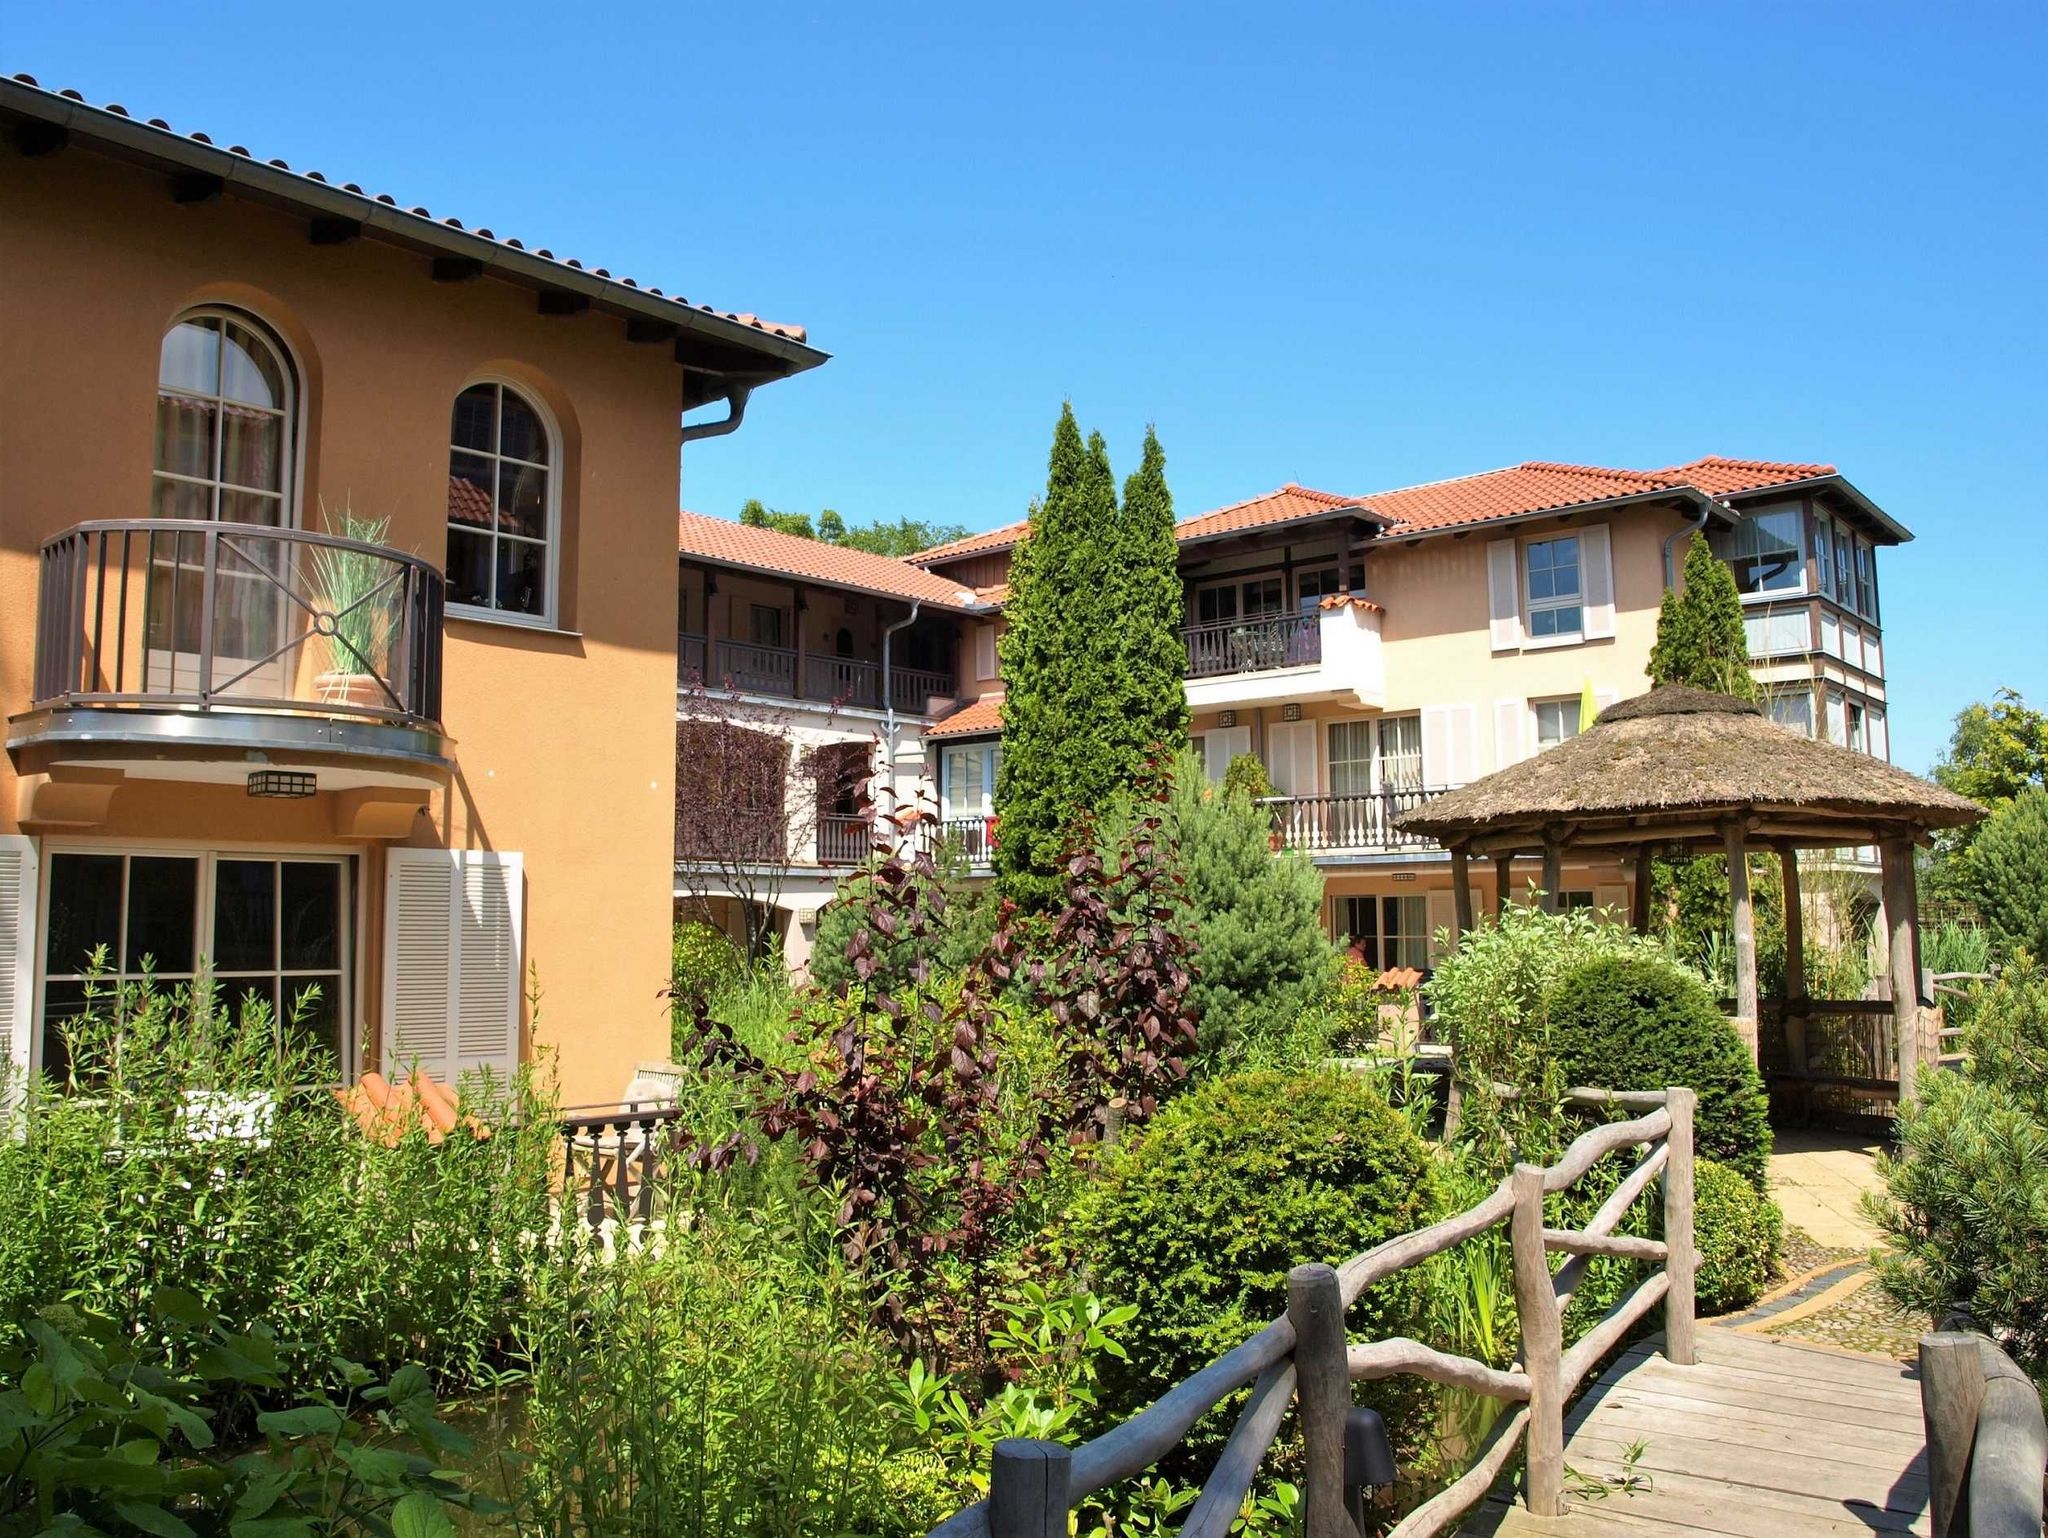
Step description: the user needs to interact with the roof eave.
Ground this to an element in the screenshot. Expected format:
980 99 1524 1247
1723 474 1912 546
676 549 988 616
0 79 828 382
1174 503 1391 551
1372 485 1718 544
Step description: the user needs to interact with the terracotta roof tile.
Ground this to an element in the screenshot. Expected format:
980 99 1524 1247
2 74 811 347
911 519 1031 565
927 693 1003 738
676 511 986 611
1657 456 1835 497
1174 483 1362 541
905 457 1844 569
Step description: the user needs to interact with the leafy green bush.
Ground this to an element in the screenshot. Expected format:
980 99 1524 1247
1870 953 2048 1378
1141 748 1335 1060
1063 1070 1441 1457
0 1290 484 1538
1964 787 2048 961
1220 753 1272 804
1692 1158 1783 1315
518 1210 896 1537
1543 955 1773 1189
671 919 746 1017
1424 902 1680 1164
809 837 1001 998
0 972 555 1403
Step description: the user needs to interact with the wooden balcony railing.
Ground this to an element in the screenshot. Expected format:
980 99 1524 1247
1259 788 1449 853
32 519 443 728
679 632 955 711
1183 613 1320 678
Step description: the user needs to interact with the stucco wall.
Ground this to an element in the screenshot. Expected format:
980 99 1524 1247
2 144 690 1104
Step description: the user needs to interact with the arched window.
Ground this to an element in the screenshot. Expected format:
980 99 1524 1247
150 309 297 668
154 308 295 526
447 381 556 623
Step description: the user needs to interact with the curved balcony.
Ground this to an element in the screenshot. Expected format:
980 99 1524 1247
13 520 450 791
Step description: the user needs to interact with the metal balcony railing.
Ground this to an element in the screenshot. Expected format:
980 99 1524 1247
678 632 955 710
1182 613 1320 678
1258 787 1449 852
32 519 443 728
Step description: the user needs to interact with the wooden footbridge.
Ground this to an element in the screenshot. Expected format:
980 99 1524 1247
922 1085 2047 1538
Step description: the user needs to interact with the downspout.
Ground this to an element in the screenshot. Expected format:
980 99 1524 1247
1662 498 1714 588
680 384 751 444
880 599 923 820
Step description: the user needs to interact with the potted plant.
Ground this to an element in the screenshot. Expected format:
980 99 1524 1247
307 499 401 712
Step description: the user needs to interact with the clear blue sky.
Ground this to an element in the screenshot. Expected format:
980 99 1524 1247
14 2 2044 772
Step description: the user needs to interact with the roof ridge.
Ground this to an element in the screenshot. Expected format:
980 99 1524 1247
1173 481 1353 529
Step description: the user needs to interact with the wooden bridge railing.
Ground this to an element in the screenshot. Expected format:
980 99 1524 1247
931 1085 1696 1538
1920 1328 2048 1538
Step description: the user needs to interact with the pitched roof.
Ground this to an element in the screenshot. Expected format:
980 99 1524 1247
1658 456 1835 498
911 458 1850 569
927 693 1003 738
1396 684 1981 842
1174 483 1364 541
676 512 987 612
911 519 1031 565
0 75 823 389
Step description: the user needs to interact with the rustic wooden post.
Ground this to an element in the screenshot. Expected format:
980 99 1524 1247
1509 1164 1564 1518
989 1439 1072 1538
1777 841 1810 1072
1972 1342 2048 1538
1663 1087 1697 1367
1494 854 1513 916
1450 843 1474 937
1539 837 1562 914
1287 1263 1359 1538
1881 835 1922 1103
1630 843 1654 935
1919 1332 1983 1538
1723 820 1759 1058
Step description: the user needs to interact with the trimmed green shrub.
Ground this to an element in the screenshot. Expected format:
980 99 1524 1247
1692 1157 1783 1315
1964 786 2048 961
1870 953 2048 1378
1220 752 1272 804
1543 955 1773 1189
1063 1070 1441 1455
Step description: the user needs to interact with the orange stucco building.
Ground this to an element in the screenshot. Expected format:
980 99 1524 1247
1 77 823 1104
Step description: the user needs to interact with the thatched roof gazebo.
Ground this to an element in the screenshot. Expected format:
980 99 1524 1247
1396 685 1982 1094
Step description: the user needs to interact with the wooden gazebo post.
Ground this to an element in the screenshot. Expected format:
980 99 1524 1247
1722 818 1759 1062
1776 840 1809 1072
1494 854 1513 916
1449 843 1474 937
1880 832 1923 1103
1629 843 1655 935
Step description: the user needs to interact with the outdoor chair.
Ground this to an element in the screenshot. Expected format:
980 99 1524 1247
563 1073 681 1227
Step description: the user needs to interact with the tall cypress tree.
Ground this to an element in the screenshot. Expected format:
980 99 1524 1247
1648 531 1759 701
996 406 1185 907
1113 426 1191 755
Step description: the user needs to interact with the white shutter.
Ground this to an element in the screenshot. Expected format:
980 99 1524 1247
384 849 524 1084
1204 726 1251 782
0 836 36 1083
1267 721 1318 797
1594 688 1620 722
974 625 997 681
1486 540 1522 652
1579 525 1615 639
1425 890 1456 964
1444 704 1478 785
1493 699 1526 770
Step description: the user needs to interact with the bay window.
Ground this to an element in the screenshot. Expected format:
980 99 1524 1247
1713 506 1805 597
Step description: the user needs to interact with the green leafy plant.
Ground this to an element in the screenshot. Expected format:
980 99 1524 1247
1869 953 2048 1378
1062 1069 1441 1466
1543 955 1773 1189
1219 753 1272 804
1691 1158 1783 1315
0 1290 484 1538
308 498 401 681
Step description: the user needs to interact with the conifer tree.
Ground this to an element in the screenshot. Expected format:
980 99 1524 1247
1647 532 1758 701
996 406 1185 907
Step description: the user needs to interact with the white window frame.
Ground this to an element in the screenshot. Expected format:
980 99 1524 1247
152 305 301 530
33 842 355 1081
1813 513 1834 600
1765 685 1816 737
1336 894 1429 972
1521 534 1584 645
445 377 563 629
942 741 1001 819
1715 503 1808 603
1531 697 1583 753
